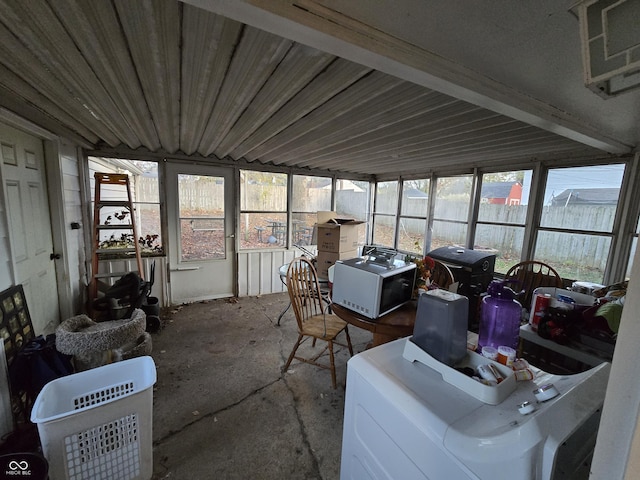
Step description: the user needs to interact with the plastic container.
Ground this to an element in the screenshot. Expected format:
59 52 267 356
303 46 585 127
531 287 595 311
412 289 468 366
477 281 522 351
31 356 157 480
497 346 516 366
403 339 517 405
481 346 498 360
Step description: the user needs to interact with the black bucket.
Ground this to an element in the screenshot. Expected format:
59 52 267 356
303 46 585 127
142 297 161 332
142 296 160 317
146 315 161 333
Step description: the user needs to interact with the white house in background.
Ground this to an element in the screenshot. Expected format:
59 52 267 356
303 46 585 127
551 188 620 206
322 179 365 192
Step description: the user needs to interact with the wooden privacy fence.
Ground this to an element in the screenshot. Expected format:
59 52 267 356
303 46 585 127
437 204 615 270
377 201 614 270
139 176 614 270
139 176 373 217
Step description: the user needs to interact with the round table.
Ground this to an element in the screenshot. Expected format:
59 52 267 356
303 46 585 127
331 301 417 348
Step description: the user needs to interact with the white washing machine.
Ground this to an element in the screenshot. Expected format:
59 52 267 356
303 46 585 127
340 338 610 480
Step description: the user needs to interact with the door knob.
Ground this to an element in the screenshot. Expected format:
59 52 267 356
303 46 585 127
50 253 61 260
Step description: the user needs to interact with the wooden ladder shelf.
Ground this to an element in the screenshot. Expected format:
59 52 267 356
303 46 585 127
89 173 144 304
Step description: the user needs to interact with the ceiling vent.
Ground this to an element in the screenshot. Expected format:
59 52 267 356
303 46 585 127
574 0 640 97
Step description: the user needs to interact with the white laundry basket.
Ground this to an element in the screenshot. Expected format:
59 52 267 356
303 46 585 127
31 356 157 480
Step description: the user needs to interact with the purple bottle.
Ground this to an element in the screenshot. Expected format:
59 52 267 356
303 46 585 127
477 281 522 351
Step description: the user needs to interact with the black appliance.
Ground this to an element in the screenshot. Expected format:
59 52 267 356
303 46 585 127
427 246 496 331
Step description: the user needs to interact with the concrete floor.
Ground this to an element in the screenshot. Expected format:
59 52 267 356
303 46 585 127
149 293 372 480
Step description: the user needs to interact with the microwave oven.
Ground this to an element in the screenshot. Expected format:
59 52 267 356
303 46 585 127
332 257 416 318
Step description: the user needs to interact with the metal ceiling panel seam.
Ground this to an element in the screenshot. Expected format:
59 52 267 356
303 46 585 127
278 90 461 166
49 0 161 150
199 27 293 156
215 43 334 157
0 71 99 146
180 8 243 155
0 0 142 148
0 5 120 146
294 116 526 169
292 105 496 167
115 0 181 153
246 70 402 162
230 58 372 159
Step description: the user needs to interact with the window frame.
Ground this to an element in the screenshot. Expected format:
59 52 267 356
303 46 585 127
238 170 289 250
371 180 400 248
473 169 532 274
372 156 639 285
397 178 430 255
89 154 640 285
530 163 626 283
291 174 333 247
429 173 474 253
88 157 164 257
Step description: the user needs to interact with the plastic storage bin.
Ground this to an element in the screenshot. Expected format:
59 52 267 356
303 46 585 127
403 339 516 405
31 356 157 480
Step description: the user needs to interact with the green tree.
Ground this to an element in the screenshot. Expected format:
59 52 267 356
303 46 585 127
483 171 525 183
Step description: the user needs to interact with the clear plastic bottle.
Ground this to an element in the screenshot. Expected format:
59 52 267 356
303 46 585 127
477 280 522 351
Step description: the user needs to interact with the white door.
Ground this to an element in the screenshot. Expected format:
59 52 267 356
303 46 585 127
0 123 60 334
166 163 235 303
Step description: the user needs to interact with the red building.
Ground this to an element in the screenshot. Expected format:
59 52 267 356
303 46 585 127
480 182 523 205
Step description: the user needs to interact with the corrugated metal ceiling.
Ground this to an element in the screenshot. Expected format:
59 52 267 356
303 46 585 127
0 0 608 177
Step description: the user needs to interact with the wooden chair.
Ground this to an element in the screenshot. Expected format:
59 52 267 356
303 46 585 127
430 259 456 292
283 257 353 389
504 260 563 309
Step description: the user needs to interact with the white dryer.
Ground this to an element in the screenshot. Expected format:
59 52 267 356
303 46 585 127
340 338 609 480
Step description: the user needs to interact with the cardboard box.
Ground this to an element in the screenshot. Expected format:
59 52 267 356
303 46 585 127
312 211 338 246
316 249 358 279
316 218 364 253
317 211 338 224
